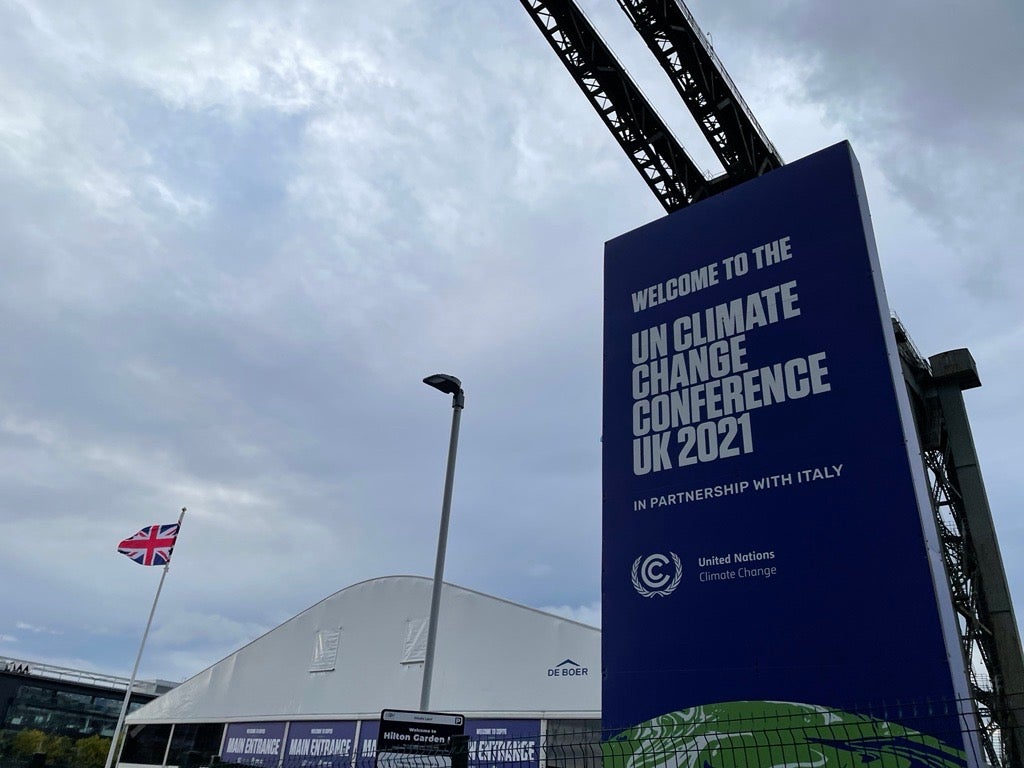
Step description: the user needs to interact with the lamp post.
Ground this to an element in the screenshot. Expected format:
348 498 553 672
420 373 465 711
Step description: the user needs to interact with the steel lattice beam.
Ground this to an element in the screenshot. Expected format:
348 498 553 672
895 320 1024 768
519 0 714 212
614 0 783 180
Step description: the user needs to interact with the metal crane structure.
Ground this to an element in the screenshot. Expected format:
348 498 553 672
895 324 1024 767
518 0 1024 764
518 0 781 212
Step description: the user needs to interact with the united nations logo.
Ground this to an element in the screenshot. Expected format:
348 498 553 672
631 552 682 597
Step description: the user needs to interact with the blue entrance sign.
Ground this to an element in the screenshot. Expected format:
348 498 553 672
221 722 286 767
357 718 379 766
284 721 358 768
601 142 980 766
464 720 539 768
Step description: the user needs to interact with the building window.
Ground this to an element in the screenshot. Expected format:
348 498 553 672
15 686 55 706
166 723 224 767
121 724 172 766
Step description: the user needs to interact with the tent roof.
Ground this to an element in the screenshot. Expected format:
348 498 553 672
128 576 600 724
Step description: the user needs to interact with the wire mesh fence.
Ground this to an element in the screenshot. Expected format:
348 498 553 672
152 697 1021 768
11 696 1018 768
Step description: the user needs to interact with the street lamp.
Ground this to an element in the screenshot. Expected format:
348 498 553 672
420 373 465 711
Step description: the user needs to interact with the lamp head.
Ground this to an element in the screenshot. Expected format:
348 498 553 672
423 373 462 395
423 374 464 408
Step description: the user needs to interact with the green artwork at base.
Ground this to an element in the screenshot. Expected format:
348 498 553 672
604 701 967 768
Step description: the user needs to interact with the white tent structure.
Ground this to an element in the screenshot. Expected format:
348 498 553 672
120 576 600 768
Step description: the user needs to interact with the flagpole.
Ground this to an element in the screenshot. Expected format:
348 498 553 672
104 507 186 768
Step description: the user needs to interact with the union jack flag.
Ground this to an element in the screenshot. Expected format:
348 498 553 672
117 523 179 566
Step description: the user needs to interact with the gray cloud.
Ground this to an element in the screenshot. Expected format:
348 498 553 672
0 0 1020 683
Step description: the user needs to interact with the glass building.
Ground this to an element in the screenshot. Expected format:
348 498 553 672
1 657 175 740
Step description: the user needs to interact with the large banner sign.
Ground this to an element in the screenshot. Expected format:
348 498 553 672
357 718 380 765
464 719 540 768
222 722 286 767
285 721 358 768
602 142 979 766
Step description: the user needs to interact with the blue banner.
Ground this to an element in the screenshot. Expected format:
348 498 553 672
601 142 978 766
356 719 379 764
284 721 358 768
464 720 540 768
222 722 286 767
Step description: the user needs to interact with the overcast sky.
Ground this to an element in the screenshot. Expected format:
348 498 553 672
0 0 1021 684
